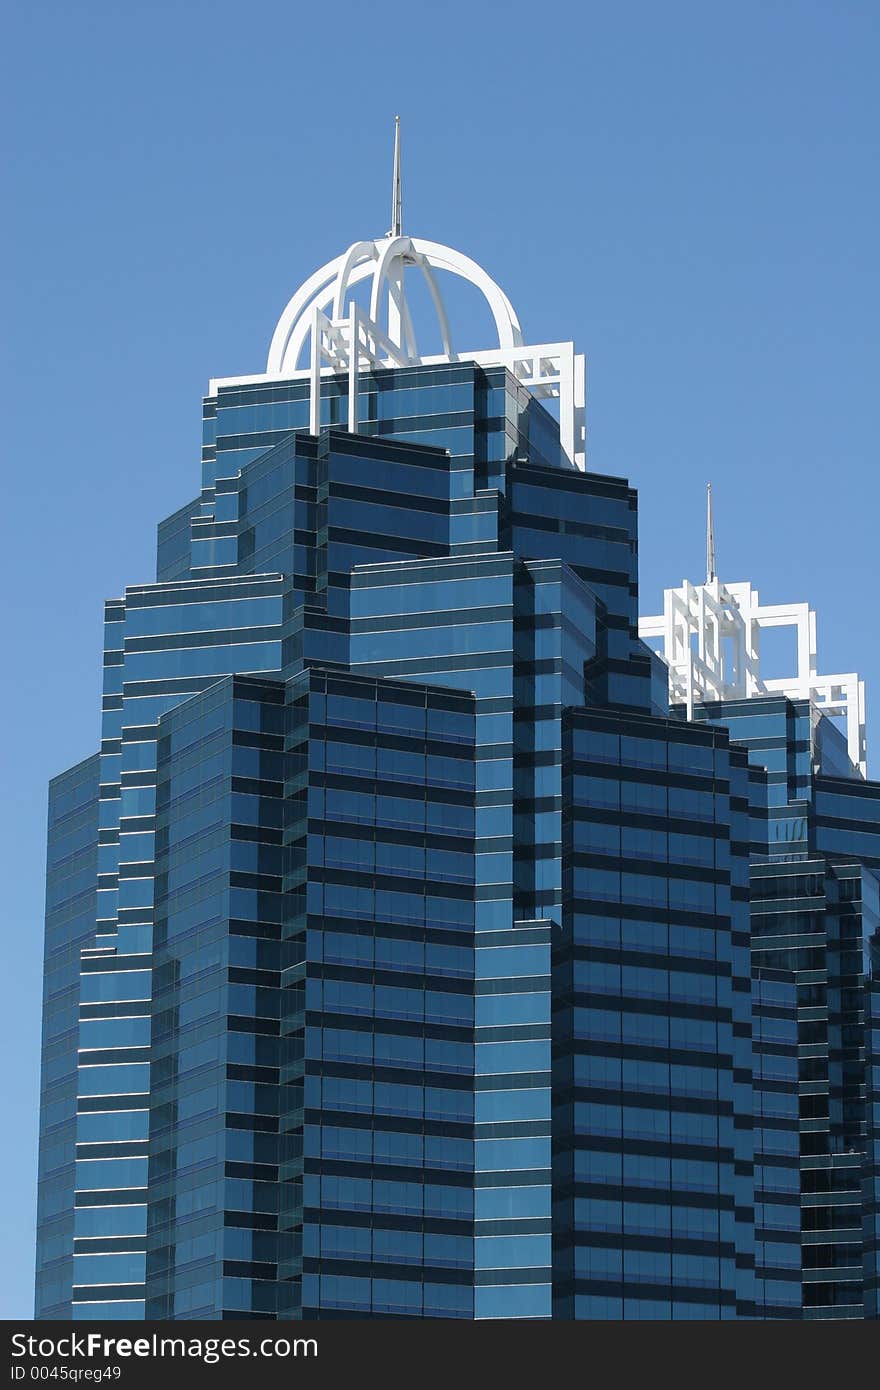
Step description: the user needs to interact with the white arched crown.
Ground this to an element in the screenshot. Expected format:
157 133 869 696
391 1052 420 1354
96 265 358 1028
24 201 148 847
266 235 524 376
211 229 585 470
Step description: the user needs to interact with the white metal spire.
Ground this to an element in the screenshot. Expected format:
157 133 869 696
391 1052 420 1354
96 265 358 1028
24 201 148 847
706 482 716 583
389 115 402 238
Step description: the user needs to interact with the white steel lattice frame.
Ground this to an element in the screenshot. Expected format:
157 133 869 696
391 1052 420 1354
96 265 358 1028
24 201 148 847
209 234 586 471
639 577 867 776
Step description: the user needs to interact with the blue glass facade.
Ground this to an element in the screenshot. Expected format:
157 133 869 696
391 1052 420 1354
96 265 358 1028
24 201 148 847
690 696 880 1318
36 355 880 1319
297 670 477 1319
751 972 802 1316
863 924 880 1319
37 756 101 1318
555 710 757 1319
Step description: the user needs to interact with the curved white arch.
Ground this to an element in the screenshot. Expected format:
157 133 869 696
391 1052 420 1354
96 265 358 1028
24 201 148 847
331 240 378 320
278 257 377 376
369 236 418 360
266 233 524 375
266 250 347 375
368 236 410 321
417 257 456 360
411 238 524 350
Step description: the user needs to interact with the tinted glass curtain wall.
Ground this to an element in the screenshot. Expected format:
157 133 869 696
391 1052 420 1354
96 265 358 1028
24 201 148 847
36 349 880 1318
689 698 880 1319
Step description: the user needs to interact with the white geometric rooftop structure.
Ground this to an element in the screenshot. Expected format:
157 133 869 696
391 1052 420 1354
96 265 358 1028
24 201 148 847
210 118 586 470
640 486 867 777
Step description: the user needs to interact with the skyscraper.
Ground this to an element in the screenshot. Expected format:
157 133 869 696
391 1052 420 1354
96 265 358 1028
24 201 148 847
642 540 880 1319
36 134 879 1321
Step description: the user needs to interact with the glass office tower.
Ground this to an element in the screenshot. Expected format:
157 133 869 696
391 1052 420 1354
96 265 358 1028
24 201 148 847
686 696 880 1318
36 215 877 1319
643 573 880 1318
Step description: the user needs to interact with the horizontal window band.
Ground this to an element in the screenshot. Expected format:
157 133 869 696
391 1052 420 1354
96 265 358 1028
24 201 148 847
124 626 281 653
303 1209 472 1236
351 607 512 632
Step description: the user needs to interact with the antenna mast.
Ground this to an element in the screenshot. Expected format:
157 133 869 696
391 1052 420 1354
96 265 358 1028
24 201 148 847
390 115 402 237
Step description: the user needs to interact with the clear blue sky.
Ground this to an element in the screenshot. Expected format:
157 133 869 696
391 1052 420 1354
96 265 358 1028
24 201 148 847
2 0 878 1317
